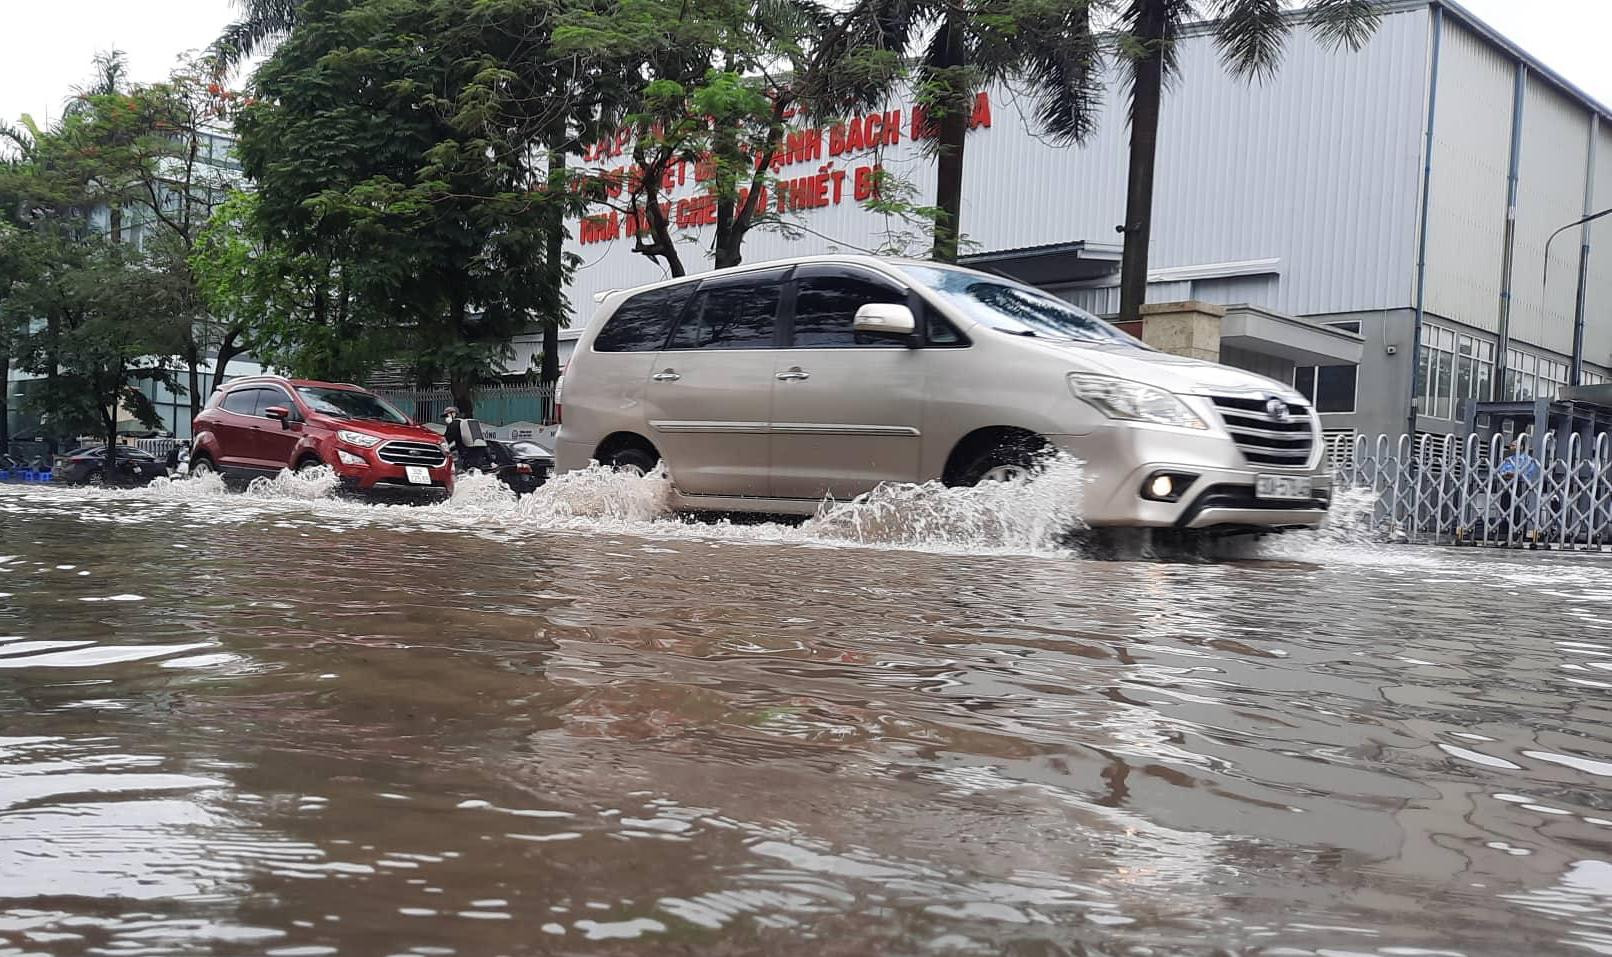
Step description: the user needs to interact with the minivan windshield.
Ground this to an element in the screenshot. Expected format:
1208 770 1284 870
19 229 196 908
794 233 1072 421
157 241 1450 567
898 264 1139 346
296 386 409 424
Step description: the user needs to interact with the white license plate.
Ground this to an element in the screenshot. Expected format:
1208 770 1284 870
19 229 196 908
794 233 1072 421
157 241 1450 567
405 466 431 485
1255 474 1311 501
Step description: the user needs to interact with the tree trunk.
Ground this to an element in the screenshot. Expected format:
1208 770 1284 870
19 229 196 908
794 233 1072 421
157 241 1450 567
931 14 969 264
0 345 10 456
186 346 202 429
450 296 474 417
716 99 788 270
542 130 565 395
101 378 118 483
1118 0 1169 324
209 327 243 397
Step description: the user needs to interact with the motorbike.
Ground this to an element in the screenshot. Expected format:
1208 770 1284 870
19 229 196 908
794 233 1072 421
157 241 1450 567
453 437 553 496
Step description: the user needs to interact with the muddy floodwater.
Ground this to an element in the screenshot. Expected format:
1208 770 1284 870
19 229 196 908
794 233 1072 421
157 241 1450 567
1 469 1610 957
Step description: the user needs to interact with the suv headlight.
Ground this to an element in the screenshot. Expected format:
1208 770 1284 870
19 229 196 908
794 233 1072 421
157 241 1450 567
1068 374 1208 430
337 429 382 448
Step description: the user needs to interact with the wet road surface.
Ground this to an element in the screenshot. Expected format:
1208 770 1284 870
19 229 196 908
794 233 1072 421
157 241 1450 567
1 471 1610 956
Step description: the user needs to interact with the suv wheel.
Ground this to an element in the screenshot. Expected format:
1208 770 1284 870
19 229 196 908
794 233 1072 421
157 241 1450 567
189 455 216 478
295 458 324 475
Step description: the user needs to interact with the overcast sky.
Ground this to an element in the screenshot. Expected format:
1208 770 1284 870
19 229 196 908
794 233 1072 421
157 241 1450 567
2 0 1611 130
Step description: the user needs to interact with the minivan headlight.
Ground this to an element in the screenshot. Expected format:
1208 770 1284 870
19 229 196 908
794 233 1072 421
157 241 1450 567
1068 374 1208 430
337 429 382 448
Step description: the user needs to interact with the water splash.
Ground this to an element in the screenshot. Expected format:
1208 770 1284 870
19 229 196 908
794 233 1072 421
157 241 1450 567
244 466 341 500
798 455 1086 553
46 455 1090 558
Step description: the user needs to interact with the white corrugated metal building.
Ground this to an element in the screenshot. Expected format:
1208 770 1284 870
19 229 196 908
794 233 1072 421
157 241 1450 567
539 0 1612 443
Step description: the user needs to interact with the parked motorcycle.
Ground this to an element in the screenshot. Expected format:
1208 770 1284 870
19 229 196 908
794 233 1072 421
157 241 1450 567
481 438 553 496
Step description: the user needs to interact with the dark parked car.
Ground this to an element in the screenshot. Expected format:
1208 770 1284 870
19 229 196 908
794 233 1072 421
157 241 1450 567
52 446 167 486
486 438 554 495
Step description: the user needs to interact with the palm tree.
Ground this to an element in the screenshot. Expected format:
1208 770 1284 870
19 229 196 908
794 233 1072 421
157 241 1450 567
1110 0 1379 322
209 0 305 76
873 1 1377 305
66 49 128 115
876 0 1100 262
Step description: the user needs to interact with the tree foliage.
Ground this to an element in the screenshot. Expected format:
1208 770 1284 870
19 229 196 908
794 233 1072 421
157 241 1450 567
232 0 577 412
554 0 908 274
0 71 196 471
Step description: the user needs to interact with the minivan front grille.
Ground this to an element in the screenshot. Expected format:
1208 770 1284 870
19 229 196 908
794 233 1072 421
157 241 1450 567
377 440 447 468
1209 395 1317 468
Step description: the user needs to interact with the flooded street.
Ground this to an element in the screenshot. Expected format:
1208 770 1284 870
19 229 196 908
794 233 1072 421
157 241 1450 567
2 474 1611 956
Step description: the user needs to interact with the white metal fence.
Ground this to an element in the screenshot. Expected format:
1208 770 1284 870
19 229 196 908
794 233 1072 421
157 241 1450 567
374 383 557 428
1335 432 1612 548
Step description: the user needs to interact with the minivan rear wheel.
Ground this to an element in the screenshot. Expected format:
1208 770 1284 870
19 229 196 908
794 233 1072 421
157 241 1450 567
605 446 659 476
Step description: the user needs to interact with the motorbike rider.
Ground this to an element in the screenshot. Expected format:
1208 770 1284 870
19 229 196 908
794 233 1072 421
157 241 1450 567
442 407 491 471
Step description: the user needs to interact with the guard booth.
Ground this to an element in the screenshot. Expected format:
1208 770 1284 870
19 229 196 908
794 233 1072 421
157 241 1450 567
1464 385 1612 450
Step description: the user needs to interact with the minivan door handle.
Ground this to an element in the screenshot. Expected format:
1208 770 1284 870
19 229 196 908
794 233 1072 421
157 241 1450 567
775 368 810 381
651 370 681 382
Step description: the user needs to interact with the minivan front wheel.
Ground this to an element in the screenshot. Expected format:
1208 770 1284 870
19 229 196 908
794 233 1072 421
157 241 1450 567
955 436 1047 488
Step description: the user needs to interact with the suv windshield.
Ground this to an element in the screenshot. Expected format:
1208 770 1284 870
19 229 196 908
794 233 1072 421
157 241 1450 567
295 386 408 424
898 264 1139 346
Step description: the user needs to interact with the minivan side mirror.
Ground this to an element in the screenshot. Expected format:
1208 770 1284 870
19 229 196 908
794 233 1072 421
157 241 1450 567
853 303 916 338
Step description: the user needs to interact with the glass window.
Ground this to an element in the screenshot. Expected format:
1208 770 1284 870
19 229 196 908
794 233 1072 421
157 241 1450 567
295 386 408 424
927 311 966 346
1294 366 1318 403
669 276 782 350
898 264 1138 346
1434 348 1453 418
221 388 261 415
1315 366 1357 414
253 387 296 417
1327 320 1362 334
790 272 908 348
593 286 692 353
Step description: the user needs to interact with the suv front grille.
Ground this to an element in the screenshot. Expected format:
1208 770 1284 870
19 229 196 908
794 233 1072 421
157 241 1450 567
1209 395 1316 468
377 440 447 468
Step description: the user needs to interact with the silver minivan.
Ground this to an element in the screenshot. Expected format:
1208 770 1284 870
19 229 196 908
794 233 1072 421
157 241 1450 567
554 255 1331 532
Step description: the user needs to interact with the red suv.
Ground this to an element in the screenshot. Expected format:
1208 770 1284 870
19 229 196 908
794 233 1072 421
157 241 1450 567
192 376 453 500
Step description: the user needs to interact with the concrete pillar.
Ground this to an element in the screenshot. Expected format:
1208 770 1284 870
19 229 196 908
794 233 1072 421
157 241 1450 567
1139 300 1224 362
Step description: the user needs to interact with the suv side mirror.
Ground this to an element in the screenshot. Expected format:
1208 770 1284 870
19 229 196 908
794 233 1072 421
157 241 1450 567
853 303 916 338
263 406 290 427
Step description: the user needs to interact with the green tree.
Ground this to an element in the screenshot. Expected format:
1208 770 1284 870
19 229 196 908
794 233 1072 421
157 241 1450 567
0 57 209 473
236 0 572 414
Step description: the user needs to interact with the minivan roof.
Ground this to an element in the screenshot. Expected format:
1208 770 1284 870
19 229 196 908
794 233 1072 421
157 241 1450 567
597 254 944 305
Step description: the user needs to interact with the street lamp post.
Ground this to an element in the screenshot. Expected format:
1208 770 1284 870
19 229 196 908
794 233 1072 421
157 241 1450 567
1544 206 1612 387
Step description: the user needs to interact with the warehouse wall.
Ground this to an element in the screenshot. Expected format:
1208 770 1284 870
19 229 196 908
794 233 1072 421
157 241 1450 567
1420 18 1516 335
1509 80 1593 357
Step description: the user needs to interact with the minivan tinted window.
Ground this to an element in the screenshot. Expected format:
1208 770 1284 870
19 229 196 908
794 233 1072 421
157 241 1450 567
669 276 781 350
594 286 692 352
791 272 907 348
